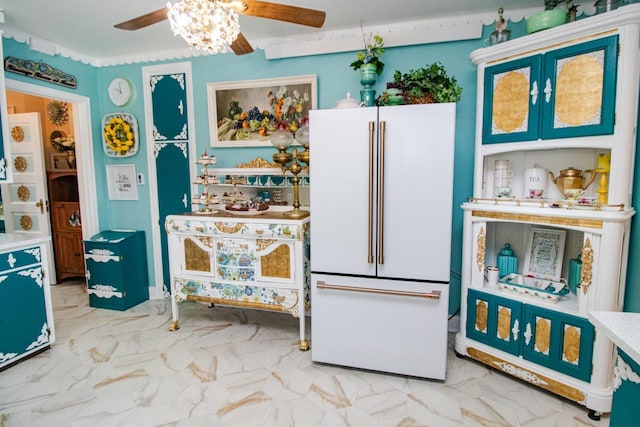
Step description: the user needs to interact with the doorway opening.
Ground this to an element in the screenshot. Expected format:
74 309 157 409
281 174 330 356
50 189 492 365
4 79 100 284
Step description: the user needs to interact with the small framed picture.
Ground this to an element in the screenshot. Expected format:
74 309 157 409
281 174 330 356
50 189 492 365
51 153 70 170
524 227 566 280
106 164 138 200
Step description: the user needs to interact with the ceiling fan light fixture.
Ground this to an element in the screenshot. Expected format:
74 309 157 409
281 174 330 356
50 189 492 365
167 0 240 54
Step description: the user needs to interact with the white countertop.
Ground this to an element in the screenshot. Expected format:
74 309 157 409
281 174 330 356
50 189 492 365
589 311 640 365
0 233 50 252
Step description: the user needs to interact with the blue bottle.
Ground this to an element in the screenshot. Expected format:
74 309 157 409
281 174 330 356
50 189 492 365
568 254 582 295
497 243 518 278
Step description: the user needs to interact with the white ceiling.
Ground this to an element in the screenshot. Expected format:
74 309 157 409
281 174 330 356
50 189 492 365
0 0 592 65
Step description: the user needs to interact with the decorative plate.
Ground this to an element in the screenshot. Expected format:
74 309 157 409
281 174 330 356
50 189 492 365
11 126 24 142
46 100 70 125
102 112 139 157
499 273 569 303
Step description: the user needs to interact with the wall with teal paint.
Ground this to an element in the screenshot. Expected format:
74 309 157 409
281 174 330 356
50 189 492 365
3 18 639 315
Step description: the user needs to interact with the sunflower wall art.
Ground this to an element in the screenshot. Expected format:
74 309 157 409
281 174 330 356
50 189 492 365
102 112 139 157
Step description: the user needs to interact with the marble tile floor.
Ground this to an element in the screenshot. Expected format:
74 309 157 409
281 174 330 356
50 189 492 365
0 282 609 427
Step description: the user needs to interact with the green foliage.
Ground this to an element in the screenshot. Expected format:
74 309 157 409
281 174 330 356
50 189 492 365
389 62 462 103
350 34 385 75
545 0 562 10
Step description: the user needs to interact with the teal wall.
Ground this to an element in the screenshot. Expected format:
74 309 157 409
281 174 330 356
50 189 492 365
3 19 639 314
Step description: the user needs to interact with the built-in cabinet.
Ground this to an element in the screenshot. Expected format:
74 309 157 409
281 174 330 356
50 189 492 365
455 5 640 417
48 170 84 281
0 235 54 370
483 35 618 144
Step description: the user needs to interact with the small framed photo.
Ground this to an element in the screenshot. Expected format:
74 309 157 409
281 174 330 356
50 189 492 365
207 74 317 147
51 153 70 170
524 227 566 280
106 164 138 200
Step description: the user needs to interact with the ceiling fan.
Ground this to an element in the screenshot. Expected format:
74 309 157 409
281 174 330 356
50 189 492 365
114 0 326 55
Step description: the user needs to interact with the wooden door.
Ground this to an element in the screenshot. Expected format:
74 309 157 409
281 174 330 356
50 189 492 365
2 113 51 237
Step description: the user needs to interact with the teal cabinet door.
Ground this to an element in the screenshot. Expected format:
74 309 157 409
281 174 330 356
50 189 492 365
466 289 522 355
482 56 542 144
0 264 49 366
521 304 594 382
541 35 618 139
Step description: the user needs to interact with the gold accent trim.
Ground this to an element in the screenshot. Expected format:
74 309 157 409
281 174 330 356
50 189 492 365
169 320 179 331
20 215 33 231
475 300 488 333
317 281 442 299
472 210 603 229
14 156 27 172
260 244 291 279
563 325 581 364
477 226 486 272
581 238 593 295
492 70 530 134
368 121 375 264
555 54 603 127
535 317 551 355
184 239 211 272
195 236 214 248
186 295 287 312
377 121 386 265
11 125 24 142
486 29 619 65
17 185 30 201
256 239 277 252
497 306 511 341
467 347 586 403
235 156 280 168
299 340 309 351
213 222 244 234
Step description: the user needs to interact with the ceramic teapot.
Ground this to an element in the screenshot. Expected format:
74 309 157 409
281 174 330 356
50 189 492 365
548 167 596 195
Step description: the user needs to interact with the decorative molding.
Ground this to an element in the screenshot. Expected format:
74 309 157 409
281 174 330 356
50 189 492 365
614 354 640 391
4 56 76 89
0 8 598 67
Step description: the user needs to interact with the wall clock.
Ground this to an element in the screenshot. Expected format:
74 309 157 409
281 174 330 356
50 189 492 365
108 77 133 106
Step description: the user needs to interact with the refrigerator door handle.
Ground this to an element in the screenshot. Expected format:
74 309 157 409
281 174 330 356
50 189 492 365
317 281 442 299
368 120 375 264
378 120 386 265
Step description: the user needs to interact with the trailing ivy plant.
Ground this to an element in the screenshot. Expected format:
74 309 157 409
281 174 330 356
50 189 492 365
387 62 462 104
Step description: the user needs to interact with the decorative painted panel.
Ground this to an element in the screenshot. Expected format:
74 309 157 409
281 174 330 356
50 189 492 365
150 73 189 142
0 245 41 270
611 349 640 427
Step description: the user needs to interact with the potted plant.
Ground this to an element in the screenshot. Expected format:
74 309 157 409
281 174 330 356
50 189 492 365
525 1 569 34
349 33 384 76
380 62 462 105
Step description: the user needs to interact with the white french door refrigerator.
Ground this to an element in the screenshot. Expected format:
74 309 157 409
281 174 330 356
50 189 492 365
309 103 456 379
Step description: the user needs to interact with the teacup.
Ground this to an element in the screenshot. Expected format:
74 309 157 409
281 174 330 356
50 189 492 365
528 189 545 199
563 188 584 200
496 187 513 198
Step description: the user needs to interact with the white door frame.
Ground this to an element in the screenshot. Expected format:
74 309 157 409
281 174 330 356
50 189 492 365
5 79 100 242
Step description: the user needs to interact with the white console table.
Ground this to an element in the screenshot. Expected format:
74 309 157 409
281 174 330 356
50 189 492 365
165 210 310 350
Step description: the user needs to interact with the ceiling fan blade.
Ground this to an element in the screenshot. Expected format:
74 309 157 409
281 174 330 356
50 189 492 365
114 7 168 30
230 32 254 55
238 0 326 28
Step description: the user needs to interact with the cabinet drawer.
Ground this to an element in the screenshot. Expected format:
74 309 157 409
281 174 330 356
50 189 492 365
311 274 449 380
0 245 43 272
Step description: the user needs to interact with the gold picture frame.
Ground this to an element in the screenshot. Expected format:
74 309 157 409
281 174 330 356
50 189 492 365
207 74 317 148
